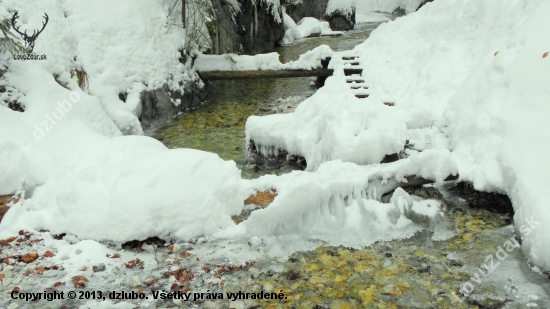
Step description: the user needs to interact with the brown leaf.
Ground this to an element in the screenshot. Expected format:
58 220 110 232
21 254 38 263
544 52 548 58
34 268 46 275
73 281 85 288
106 253 120 259
43 251 55 258
0 239 8 246
494 51 499 56
0 273 4 281
3 257 9 264
53 282 65 287
6 237 16 243
168 245 174 251
71 276 88 282
244 190 277 207
12 287 19 293
170 283 180 291
181 251 194 258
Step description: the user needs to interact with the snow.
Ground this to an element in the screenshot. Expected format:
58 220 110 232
3 0 550 276
282 15 343 45
195 44 334 72
0 0 245 243
355 0 424 15
245 0 550 271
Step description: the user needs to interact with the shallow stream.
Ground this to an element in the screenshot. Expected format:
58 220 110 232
152 22 387 178
150 19 550 308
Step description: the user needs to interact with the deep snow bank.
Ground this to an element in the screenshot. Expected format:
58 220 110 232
246 0 550 271
0 0 245 241
1 0 201 135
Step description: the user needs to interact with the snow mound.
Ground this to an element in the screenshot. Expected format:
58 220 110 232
195 45 334 72
229 150 456 250
245 0 550 271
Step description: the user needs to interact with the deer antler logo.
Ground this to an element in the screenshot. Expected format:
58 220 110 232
11 11 49 53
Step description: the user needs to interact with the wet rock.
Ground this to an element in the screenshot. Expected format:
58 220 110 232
447 182 514 215
210 0 285 55
466 283 509 309
93 263 106 272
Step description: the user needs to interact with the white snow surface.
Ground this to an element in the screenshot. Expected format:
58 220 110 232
282 15 343 46
355 0 424 15
246 0 550 271
3 0 550 275
195 44 334 71
0 0 245 242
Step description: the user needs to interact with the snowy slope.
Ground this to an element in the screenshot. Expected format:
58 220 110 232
246 0 550 271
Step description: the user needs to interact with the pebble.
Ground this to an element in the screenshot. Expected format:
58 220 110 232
75 249 82 255
94 263 106 272
131 276 142 287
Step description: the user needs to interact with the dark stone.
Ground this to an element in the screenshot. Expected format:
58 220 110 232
326 7 356 31
381 153 399 164
447 182 514 215
417 0 435 10
139 77 204 131
209 0 286 55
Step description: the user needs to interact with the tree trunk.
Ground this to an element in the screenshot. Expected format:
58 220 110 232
182 0 186 28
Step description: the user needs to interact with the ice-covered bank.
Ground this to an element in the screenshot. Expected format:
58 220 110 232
246 0 550 271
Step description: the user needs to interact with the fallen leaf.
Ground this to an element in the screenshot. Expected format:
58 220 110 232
6 237 16 243
53 282 65 287
182 287 191 293
71 276 88 282
21 254 38 263
544 52 548 58
0 274 4 281
181 251 194 258
34 268 46 275
44 251 55 257
494 51 498 56
81 267 87 271
106 253 120 259
168 245 174 251
73 281 85 288
12 287 19 293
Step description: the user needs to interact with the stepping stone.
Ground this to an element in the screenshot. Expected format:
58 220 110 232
384 102 395 106
346 79 365 83
355 94 369 99
342 56 357 60
344 68 363 76
351 86 369 89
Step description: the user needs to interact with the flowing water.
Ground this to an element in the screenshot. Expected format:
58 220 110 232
150 19 550 308
152 22 388 178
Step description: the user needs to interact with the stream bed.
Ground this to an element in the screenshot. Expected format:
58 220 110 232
149 19 550 309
